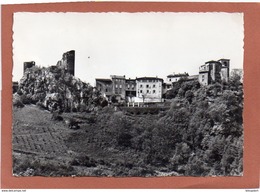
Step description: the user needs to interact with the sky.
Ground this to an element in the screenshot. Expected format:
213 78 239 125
13 12 244 86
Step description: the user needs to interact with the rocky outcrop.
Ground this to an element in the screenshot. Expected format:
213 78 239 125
15 64 107 112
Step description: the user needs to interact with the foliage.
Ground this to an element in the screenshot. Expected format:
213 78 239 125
77 77 244 176
13 155 76 176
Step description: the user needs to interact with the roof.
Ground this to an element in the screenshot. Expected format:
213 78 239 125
167 73 189 78
110 75 125 79
218 58 230 61
199 71 209 74
95 78 112 82
188 75 199 79
205 60 221 64
125 79 136 82
136 77 163 81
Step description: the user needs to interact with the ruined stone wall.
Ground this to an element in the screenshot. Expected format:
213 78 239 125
62 50 75 76
23 61 35 73
57 50 75 76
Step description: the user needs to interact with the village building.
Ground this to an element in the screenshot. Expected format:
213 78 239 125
186 75 199 81
95 78 113 100
198 59 230 86
135 77 164 103
125 78 136 102
110 75 126 102
219 59 230 82
166 72 189 83
95 58 231 104
164 72 190 92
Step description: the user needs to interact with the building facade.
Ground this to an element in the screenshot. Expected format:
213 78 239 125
166 72 189 83
199 59 230 86
219 59 230 83
95 76 164 103
125 78 136 102
135 77 163 103
110 75 126 99
95 79 113 99
165 72 189 90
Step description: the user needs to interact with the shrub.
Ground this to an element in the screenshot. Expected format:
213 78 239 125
20 94 32 104
13 98 24 108
71 155 97 167
36 101 46 110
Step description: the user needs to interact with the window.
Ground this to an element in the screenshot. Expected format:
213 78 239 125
147 90 149 93
153 84 156 88
153 90 156 94
115 84 118 88
146 84 149 88
105 89 108 92
119 85 122 88
140 84 143 88
128 85 130 88
169 79 171 81
140 90 143 93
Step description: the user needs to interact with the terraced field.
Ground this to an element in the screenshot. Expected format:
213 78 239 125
13 105 72 156
12 104 181 177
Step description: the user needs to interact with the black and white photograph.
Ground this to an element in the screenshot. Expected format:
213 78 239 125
12 12 244 177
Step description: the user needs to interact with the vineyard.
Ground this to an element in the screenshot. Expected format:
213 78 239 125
13 105 71 155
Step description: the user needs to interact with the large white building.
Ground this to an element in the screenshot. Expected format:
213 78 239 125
135 77 164 103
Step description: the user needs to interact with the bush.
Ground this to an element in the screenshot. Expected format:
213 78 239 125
20 94 32 104
13 98 24 108
13 155 76 176
36 101 46 110
71 155 97 167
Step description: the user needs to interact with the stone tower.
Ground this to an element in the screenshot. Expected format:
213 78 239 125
57 50 75 76
23 61 35 73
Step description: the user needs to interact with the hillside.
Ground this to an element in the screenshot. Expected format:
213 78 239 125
13 73 243 176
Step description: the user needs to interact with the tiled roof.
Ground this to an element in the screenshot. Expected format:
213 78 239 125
95 78 112 82
167 73 189 78
136 77 163 81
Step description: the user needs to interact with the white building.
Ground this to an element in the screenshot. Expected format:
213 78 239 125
135 77 163 103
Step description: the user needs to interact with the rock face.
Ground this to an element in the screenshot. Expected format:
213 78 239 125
15 64 106 112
